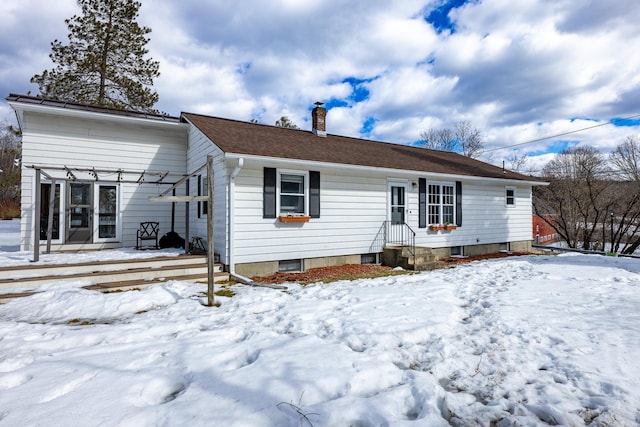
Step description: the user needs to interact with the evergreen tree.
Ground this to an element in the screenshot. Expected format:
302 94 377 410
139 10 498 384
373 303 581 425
275 116 299 129
31 0 160 112
0 123 21 219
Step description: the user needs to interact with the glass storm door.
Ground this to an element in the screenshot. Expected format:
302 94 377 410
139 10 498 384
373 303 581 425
387 182 407 244
67 182 93 244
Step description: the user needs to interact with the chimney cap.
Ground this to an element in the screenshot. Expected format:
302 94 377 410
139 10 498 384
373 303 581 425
314 101 324 108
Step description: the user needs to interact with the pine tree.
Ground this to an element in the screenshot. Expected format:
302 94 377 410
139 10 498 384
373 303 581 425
31 0 160 112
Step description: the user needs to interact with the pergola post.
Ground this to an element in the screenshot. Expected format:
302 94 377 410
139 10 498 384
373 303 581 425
206 155 215 306
33 169 41 262
46 179 56 254
184 179 190 255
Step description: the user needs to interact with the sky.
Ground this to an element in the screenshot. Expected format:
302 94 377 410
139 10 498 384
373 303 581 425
1 0 640 172
1 218 639 425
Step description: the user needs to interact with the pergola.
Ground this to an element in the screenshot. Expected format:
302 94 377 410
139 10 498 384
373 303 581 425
31 156 217 306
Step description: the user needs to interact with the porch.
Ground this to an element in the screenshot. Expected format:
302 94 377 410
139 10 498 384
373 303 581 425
0 254 228 302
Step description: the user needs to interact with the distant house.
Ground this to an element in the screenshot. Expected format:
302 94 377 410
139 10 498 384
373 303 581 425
533 214 559 244
8 94 544 277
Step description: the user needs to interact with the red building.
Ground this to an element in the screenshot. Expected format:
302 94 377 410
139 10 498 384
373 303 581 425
533 215 559 244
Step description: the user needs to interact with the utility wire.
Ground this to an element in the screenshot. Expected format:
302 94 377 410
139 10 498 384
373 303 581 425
483 114 640 154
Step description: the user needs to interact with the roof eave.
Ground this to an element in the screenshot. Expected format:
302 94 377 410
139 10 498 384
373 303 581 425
223 152 546 186
7 95 185 131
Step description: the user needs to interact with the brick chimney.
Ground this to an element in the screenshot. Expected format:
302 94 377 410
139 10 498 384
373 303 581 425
312 101 326 137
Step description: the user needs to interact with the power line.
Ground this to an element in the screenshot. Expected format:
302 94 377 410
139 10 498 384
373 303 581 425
483 114 640 154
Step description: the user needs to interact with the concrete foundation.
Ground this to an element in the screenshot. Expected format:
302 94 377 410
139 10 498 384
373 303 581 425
431 240 533 258
233 240 534 277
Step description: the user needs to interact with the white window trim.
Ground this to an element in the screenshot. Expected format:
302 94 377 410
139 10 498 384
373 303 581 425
386 179 409 223
428 181 456 225
505 186 516 207
277 169 309 215
93 183 121 243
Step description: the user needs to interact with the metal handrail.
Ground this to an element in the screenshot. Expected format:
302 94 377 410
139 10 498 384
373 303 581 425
383 220 416 267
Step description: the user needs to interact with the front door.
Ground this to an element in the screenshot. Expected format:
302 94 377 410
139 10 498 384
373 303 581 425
387 181 407 244
67 182 93 244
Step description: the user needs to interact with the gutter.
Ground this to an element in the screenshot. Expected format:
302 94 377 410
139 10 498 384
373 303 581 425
228 158 244 275
223 152 547 187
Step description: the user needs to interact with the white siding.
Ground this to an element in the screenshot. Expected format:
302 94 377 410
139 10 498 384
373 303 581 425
411 182 532 248
232 164 533 264
20 111 187 251
186 126 228 263
233 166 389 264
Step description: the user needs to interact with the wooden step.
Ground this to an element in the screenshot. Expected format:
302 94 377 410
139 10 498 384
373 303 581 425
0 263 220 292
0 255 226 293
0 255 207 280
0 272 230 303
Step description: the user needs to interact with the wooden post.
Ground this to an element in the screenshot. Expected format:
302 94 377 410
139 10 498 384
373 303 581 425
184 179 190 255
33 169 41 262
206 155 215 306
46 179 56 254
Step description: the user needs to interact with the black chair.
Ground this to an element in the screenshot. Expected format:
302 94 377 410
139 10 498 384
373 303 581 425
136 222 159 249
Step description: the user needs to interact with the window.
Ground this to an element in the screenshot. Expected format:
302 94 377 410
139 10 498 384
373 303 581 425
428 184 440 225
198 175 208 218
279 259 303 272
264 168 320 219
499 242 510 252
361 253 380 264
98 185 117 238
93 183 120 242
506 187 515 206
428 183 455 224
280 172 306 215
450 246 464 257
40 183 61 240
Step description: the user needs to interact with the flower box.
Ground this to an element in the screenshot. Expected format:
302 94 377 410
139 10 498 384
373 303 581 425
429 224 457 231
279 215 310 223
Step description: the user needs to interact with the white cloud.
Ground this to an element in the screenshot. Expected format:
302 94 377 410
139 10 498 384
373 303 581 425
0 0 639 160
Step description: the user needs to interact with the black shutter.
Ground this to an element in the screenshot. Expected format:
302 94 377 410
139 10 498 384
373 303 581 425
197 176 201 218
309 171 320 218
418 178 427 228
456 181 462 226
202 176 208 215
263 167 277 218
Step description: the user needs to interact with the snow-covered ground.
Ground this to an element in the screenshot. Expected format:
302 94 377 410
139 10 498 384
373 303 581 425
0 219 184 267
0 221 639 426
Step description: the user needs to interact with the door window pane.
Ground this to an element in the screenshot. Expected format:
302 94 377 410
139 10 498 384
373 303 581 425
70 183 91 205
390 186 405 224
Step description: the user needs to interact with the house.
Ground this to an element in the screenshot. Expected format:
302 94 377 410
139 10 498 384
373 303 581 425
7 94 544 277
533 214 559 244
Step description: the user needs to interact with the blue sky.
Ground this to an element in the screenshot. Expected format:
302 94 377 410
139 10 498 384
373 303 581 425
1 0 639 171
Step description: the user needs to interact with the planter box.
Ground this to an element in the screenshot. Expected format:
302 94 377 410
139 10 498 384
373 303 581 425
429 224 457 231
279 215 310 223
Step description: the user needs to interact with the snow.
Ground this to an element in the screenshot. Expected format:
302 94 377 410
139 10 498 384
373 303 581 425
1 220 639 425
0 219 184 268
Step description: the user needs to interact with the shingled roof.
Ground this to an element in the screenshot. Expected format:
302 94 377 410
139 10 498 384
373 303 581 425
183 112 536 182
